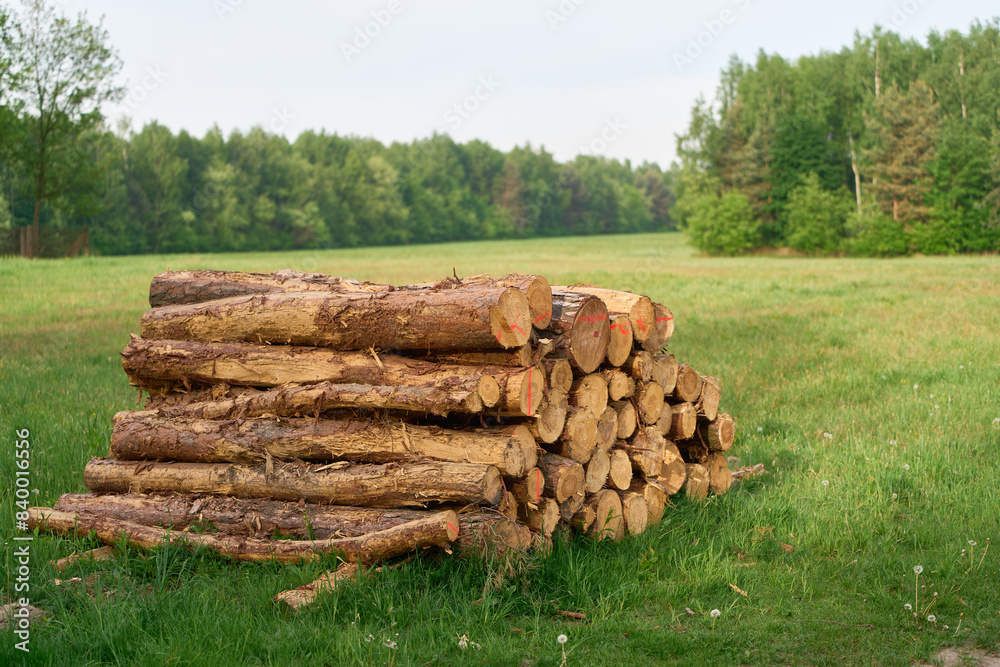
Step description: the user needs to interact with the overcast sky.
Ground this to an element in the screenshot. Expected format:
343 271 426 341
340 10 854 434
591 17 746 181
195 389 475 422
65 0 999 167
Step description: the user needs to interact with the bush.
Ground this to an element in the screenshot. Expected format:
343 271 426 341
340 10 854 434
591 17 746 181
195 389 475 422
782 173 852 254
684 191 761 255
843 209 909 257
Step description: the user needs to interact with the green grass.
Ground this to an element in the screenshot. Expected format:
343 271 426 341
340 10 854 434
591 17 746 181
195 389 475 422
1 232 999 666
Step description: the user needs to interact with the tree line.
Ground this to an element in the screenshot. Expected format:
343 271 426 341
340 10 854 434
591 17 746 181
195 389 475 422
673 20 1000 256
0 1 673 257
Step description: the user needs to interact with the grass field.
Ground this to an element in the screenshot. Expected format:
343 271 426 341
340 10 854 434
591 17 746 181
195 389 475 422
2 232 999 666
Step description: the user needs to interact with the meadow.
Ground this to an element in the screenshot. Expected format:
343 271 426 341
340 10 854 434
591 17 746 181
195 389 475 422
1 232 999 666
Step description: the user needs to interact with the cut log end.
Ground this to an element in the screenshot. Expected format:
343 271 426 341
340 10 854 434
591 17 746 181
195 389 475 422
531 389 568 444
606 315 633 367
585 489 624 541
490 287 533 348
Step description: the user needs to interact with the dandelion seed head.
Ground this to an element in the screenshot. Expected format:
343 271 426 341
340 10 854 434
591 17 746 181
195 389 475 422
882 375 887 380
914 565 923 575
969 540 977 546
913 384 919 390
710 609 721 618
904 603 912 610
757 427 763 432
822 480 829 486
557 634 568 644
890 440 898 446
927 615 936 623
458 635 468 650
903 464 910 471
823 432 833 439
892 493 898 500
929 394 934 399
934 404 940 410
385 640 397 650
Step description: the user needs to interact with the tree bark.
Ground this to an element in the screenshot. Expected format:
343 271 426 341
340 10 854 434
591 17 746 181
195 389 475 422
274 562 362 611
584 489 623 541
29 507 458 563
570 504 596 532
538 452 585 503
456 273 552 331
148 270 393 307
539 290 610 373
83 457 503 508
665 402 697 441
110 414 535 478
132 379 487 419
428 345 533 368
492 366 545 417
569 374 607 417
558 492 585 523
141 286 532 351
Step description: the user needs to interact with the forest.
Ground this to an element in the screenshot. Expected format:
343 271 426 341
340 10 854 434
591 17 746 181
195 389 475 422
674 19 1000 255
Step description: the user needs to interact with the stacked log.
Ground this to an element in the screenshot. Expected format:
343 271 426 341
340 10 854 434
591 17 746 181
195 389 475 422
29 270 738 572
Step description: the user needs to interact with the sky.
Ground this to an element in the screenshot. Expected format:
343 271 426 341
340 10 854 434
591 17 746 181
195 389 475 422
60 0 1000 167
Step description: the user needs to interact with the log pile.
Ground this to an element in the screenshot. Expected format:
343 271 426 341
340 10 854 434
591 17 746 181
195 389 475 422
29 270 737 571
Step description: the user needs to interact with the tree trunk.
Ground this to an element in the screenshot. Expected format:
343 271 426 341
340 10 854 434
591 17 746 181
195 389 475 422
601 369 635 402
627 427 666 477
684 463 710 500
610 401 637 439
83 457 503 508
558 492 585 523
456 510 533 555
556 286 655 345
706 452 732 494
274 562 362 611
570 504 596 532
657 442 687 495
617 491 648 536
629 479 666 526
428 345 533 368
132 379 487 419
671 364 703 403
569 374 607 417
550 406 597 463
538 452 585 503
700 413 735 452
29 507 458 564
648 303 674 351
665 402 697 441
541 358 574 393
455 273 552 331
510 467 545 506
141 286 531 351
607 448 633 490
606 315 634 366
584 447 611 493
518 497 559 536
635 381 665 425
696 376 721 421
584 489 624 541
529 389 568 444
110 414 535 478
492 366 545 417
539 290 610 373
148 270 392 307
624 351 654 383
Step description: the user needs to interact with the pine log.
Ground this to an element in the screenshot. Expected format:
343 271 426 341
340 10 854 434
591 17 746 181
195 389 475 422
606 315 633 367
529 389 568 444
510 468 545 507
110 414 535 478
610 401 637 440
652 354 679 395
706 452 733 494
498 491 518 521
538 452 585 503
457 510 533 555
635 381 665 425
429 345 533 368
454 273 553 330
696 376 721 422
601 369 635 402
628 427 666 477
700 413 735 452
141 286 532 351
558 286 655 345
595 406 618 451
584 448 611 494
559 492 585 523
133 380 487 419
645 302 674 352
52 545 116 571
617 491 649 536
666 402 698 441
493 366 545 417
629 479 667 526
540 290 610 374
569 374 608 417
542 359 574 393
28 507 458 564
518 497 559 536
551 406 597 464
607 448 633 491
672 364 703 403
658 455 688 496
570 504 596 532
623 351 654 383
274 562 362 611
678 440 710 464
83 458 503 508
585 489 624 541
684 463 710 500
148 270 393 307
